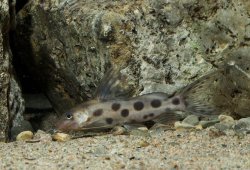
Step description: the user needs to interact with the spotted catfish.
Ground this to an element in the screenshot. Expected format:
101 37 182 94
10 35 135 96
57 69 218 131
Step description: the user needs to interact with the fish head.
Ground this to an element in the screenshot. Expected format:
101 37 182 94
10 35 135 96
56 102 95 131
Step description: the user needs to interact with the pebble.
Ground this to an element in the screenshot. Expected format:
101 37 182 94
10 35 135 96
207 127 226 138
33 130 52 142
195 124 203 130
112 126 127 135
214 123 230 131
234 117 250 134
174 121 195 129
10 120 33 141
199 119 219 128
137 127 148 131
218 115 235 127
52 133 71 142
138 140 150 147
182 115 199 126
210 115 236 132
16 131 34 141
123 124 148 131
129 129 150 137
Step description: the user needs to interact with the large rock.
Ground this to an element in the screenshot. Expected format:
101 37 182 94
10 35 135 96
0 0 26 142
11 0 250 122
0 0 11 142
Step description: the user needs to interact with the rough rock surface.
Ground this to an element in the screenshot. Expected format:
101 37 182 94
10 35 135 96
11 0 250 121
0 0 26 142
0 0 11 142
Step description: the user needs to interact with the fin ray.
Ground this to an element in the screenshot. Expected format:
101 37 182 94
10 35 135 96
177 70 223 116
153 112 182 124
94 68 131 101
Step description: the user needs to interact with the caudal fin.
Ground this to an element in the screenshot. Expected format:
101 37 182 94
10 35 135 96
177 70 222 116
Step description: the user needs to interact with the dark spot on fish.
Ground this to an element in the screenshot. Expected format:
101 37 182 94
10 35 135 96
134 101 144 111
143 115 148 119
93 109 103 116
106 118 113 124
172 98 180 105
121 109 129 117
111 103 121 111
149 113 154 117
151 99 161 108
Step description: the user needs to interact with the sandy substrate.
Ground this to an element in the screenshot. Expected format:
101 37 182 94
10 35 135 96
0 129 249 170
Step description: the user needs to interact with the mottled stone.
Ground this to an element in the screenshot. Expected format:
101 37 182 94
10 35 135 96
182 115 199 126
199 119 219 128
129 129 150 137
234 117 250 134
207 127 226 138
10 120 33 141
33 130 52 142
218 115 235 127
112 126 127 136
52 132 71 142
214 123 230 132
8 76 25 127
0 0 11 142
174 121 195 129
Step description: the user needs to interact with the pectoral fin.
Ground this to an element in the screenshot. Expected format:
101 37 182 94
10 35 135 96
153 112 182 124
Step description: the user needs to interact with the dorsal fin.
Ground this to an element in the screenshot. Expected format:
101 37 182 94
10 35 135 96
94 68 131 101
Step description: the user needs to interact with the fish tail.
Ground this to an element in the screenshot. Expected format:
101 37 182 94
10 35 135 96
177 70 221 116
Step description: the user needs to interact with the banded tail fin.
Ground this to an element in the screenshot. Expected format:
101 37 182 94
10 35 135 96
177 70 222 116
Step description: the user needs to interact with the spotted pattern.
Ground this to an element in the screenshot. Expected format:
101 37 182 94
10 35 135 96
134 101 144 111
151 99 161 108
143 115 148 119
121 109 129 117
172 98 180 105
111 103 121 111
106 118 113 124
93 109 103 116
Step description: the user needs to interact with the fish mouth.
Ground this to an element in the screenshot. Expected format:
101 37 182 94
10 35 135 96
56 119 81 132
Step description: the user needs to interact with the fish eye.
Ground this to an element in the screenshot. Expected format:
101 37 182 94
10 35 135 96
66 113 73 119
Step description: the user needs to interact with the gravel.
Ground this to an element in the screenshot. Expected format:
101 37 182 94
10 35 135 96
0 129 249 169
